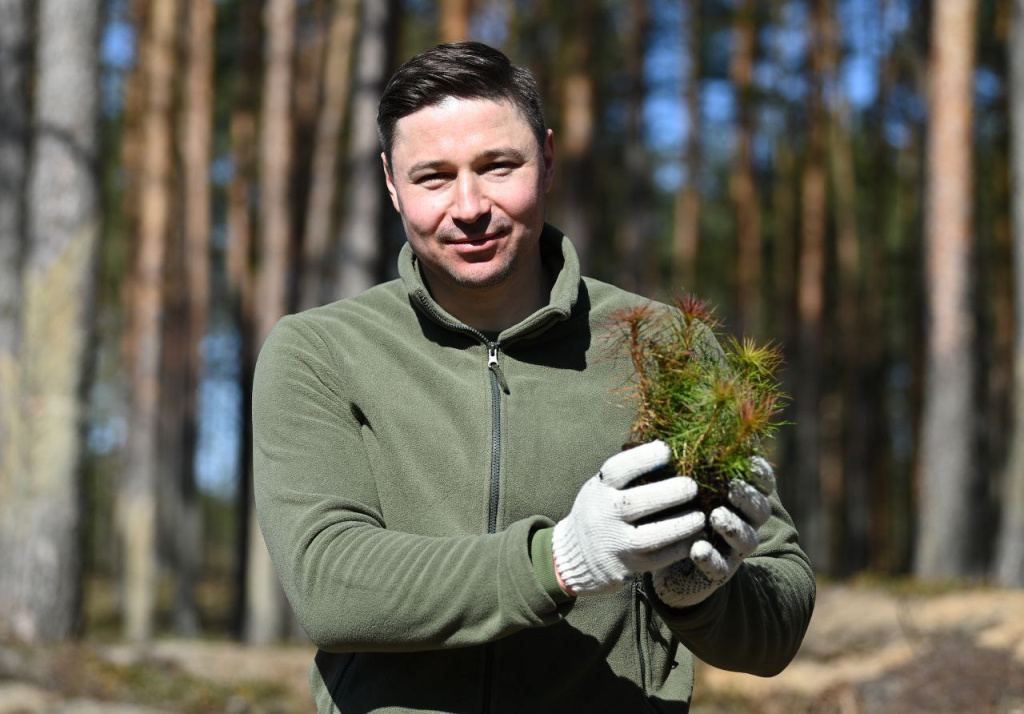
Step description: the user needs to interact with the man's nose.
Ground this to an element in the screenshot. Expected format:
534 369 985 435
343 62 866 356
450 172 489 223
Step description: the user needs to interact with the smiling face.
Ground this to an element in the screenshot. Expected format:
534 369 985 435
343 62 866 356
383 97 555 307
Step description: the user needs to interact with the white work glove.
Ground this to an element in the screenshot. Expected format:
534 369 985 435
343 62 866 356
652 456 775 609
552 441 705 596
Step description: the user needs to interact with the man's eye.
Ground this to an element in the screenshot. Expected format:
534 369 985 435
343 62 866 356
416 173 450 186
486 162 515 174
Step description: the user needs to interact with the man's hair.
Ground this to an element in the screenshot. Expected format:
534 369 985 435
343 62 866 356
377 41 547 166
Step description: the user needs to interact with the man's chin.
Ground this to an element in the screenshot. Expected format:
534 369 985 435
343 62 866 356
447 263 515 291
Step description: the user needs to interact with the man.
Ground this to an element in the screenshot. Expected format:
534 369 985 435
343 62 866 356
253 42 814 712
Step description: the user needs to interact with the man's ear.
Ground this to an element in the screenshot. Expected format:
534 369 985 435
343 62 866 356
382 152 401 212
542 129 555 193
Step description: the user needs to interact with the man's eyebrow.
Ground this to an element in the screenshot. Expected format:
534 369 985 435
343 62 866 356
405 148 529 176
406 159 448 176
478 147 528 163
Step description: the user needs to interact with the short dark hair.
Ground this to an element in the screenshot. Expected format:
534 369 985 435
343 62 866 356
377 41 547 165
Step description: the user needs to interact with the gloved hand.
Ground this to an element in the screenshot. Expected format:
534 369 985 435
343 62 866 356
552 441 705 596
651 456 775 609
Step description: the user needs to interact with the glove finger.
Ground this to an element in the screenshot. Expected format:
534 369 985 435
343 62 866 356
599 441 671 489
628 509 705 551
629 536 696 572
616 475 698 521
691 539 741 583
749 456 776 495
709 505 760 556
727 480 772 528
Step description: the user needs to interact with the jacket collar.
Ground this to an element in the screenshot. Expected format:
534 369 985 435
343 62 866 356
398 223 581 344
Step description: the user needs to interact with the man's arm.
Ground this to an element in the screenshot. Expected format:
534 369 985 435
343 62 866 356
253 316 566 653
648 492 816 676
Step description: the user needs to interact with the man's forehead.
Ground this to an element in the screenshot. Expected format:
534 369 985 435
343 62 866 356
391 96 535 152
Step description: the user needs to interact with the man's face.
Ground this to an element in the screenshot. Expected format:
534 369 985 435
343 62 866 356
383 97 554 296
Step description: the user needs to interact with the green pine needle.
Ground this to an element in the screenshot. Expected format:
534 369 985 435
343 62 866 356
611 297 790 497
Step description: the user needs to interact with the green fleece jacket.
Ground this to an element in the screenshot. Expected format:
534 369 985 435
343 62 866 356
252 225 815 713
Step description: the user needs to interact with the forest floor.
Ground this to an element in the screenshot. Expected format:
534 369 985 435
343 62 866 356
0 580 1022 713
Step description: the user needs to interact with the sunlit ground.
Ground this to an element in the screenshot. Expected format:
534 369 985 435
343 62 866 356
2 578 1023 713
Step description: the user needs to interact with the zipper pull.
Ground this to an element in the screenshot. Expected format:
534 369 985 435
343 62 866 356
634 576 649 603
488 345 510 394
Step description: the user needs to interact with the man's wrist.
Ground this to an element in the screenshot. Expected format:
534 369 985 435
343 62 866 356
530 526 574 603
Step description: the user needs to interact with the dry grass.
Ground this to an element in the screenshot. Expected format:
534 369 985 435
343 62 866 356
3 580 1023 713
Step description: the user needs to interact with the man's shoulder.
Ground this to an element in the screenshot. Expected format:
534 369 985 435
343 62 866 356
288 279 409 328
265 279 414 354
580 276 669 317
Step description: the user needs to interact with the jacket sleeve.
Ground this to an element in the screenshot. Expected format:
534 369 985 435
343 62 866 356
252 316 568 653
648 491 816 676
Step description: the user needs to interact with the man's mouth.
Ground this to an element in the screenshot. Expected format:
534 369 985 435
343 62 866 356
448 229 508 246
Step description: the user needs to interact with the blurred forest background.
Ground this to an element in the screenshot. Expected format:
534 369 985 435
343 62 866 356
1 0 1023 657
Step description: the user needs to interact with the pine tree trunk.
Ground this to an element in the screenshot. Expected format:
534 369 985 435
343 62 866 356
336 0 397 300
915 1 979 578
123 0 178 642
0 0 27 361
996 0 1024 587
558 0 595 269
0 0 28 572
614 0 651 295
0 0 29 641
673 0 701 293
796 1 828 573
441 0 470 43
730 0 761 336
115 0 148 345
867 0 895 572
300 0 358 311
824 2 868 574
171 0 214 635
290 0 328 282
245 0 297 644
157 214 188 615
7 0 100 641
227 0 261 640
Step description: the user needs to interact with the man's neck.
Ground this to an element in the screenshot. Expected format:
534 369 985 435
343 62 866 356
424 253 551 334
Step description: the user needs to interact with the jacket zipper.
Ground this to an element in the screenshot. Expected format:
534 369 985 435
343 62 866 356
482 346 503 713
412 294 506 713
634 578 650 694
411 294 509 532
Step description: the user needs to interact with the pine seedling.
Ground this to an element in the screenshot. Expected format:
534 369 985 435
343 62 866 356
611 295 788 514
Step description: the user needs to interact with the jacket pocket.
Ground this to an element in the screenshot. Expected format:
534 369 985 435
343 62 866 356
635 577 681 698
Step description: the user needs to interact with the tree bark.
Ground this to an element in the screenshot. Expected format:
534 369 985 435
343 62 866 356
123 0 178 642
673 0 701 293
441 0 471 43
0 0 27 361
299 0 359 311
4 0 101 641
245 0 297 644
823 1 869 574
730 0 761 336
171 0 214 635
915 1 979 578
867 0 895 573
157 200 188 615
0 0 29 589
227 0 261 641
290 0 328 292
614 0 651 295
557 0 596 269
996 0 1024 586
336 0 397 300
149 0 212 635
796 0 829 572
